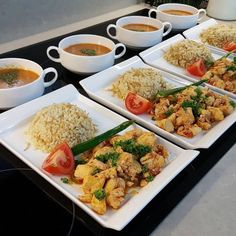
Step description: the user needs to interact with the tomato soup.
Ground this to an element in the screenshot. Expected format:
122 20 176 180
0 68 39 89
64 43 111 56
122 23 159 32
162 10 193 16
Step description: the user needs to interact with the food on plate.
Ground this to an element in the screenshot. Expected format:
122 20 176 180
26 103 96 152
202 56 236 94
75 128 168 214
110 68 171 100
42 121 133 175
151 82 235 138
161 9 193 16
163 40 213 68
64 43 111 56
125 92 152 115
0 67 38 89
122 23 158 32
200 24 236 51
186 58 207 77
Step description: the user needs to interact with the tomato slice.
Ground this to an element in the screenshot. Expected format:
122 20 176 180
125 92 152 115
223 41 236 52
186 59 207 77
42 142 75 175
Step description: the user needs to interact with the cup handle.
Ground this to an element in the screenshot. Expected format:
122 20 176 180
162 22 172 37
46 46 61 63
43 67 58 88
197 9 206 22
148 9 158 18
107 24 118 40
114 43 126 59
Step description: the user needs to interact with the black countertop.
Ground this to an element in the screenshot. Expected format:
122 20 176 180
0 8 235 236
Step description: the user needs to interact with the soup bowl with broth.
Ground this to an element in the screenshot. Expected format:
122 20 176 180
0 58 58 109
106 16 172 49
148 3 206 30
47 34 126 74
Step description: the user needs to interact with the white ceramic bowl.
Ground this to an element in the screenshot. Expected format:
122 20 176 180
0 58 58 109
47 34 126 74
148 3 206 30
107 16 172 49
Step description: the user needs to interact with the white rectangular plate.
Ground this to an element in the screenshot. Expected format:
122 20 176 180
80 56 236 149
0 84 199 231
183 19 236 55
139 34 236 99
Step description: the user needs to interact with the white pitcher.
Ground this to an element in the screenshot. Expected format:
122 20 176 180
207 0 236 20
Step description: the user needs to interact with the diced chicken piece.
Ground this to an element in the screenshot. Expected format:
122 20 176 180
74 164 94 181
82 175 105 194
136 132 157 148
106 187 125 209
140 152 165 174
197 109 212 130
177 124 202 138
176 107 195 127
104 177 125 194
88 159 109 171
123 129 143 140
155 144 169 159
140 179 148 187
156 118 174 133
78 193 92 203
109 135 130 146
91 195 106 215
208 107 224 121
117 152 142 181
95 167 117 179
93 146 115 158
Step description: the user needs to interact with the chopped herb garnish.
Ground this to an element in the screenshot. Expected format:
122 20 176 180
146 174 154 182
205 59 214 68
75 157 87 165
0 70 18 86
114 139 151 158
94 188 106 200
226 64 236 71
182 100 202 117
61 177 70 184
80 48 96 56
96 152 120 166
92 167 101 175
142 164 148 173
164 108 174 117
230 100 236 108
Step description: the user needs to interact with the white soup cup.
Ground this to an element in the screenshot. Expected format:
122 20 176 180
47 34 126 74
107 16 172 49
148 3 206 30
0 58 58 109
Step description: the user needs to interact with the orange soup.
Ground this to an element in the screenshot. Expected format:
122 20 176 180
64 43 111 56
162 10 193 16
0 68 39 89
122 23 158 32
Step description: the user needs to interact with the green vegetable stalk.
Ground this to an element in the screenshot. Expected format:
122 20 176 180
71 120 134 156
156 79 208 97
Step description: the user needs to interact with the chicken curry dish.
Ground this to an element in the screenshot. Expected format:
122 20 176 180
74 129 168 215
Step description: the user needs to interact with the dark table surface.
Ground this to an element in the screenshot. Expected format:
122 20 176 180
0 8 235 236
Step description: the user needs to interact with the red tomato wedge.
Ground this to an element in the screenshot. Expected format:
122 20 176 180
125 92 152 115
186 59 206 77
42 142 75 175
223 41 236 52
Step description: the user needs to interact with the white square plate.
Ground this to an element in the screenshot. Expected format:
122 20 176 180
139 34 236 99
0 84 199 231
183 19 236 56
80 56 236 149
